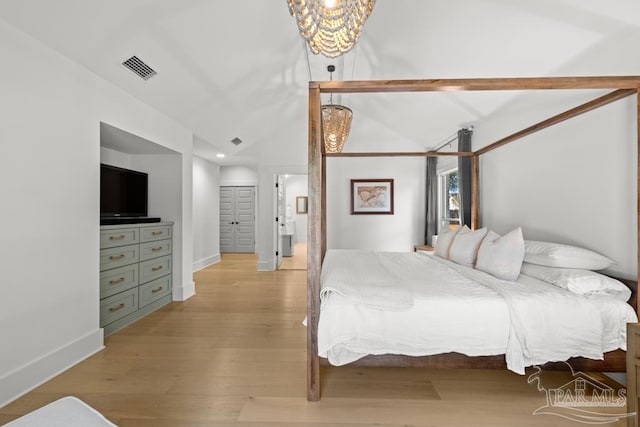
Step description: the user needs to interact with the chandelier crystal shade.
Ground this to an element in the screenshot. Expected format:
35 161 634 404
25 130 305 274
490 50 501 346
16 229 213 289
288 0 376 58
322 104 353 153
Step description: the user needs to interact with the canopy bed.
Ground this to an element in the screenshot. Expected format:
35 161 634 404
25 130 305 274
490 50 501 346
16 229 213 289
305 76 640 402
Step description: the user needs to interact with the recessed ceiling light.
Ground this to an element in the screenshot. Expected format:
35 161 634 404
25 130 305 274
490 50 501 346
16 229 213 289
216 153 225 158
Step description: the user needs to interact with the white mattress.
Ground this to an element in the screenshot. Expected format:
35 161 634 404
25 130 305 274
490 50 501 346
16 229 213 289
318 250 637 373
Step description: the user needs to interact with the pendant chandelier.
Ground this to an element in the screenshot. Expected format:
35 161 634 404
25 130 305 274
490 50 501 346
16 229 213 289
287 0 376 58
322 65 352 153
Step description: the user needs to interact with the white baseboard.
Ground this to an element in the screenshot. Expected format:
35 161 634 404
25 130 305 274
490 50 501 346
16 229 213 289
173 279 195 301
258 259 274 271
192 254 220 272
0 329 104 408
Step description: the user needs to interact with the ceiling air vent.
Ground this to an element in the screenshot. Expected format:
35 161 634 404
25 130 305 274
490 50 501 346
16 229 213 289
122 56 157 81
231 137 243 146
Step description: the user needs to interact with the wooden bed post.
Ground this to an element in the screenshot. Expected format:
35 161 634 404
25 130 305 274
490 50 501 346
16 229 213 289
307 83 322 401
633 88 640 426
321 155 327 259
471 154 480 230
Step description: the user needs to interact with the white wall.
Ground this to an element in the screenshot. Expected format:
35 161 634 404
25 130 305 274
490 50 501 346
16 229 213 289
193 156 221 271
100 147 131 167
0 18 194 406
130 155 185 298
284 175 308 244
220 165 258 186
476 95 637 279
327 158 426 251
466 21 640 281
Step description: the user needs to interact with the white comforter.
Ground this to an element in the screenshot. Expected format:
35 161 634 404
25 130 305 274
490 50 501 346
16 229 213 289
318 250 637 374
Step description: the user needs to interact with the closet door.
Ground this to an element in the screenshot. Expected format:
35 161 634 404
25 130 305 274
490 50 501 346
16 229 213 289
219 186 255 253
234 187 255 253
219 187 236 253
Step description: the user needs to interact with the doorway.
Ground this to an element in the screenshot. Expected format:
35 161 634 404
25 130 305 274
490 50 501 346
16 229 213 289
275 174 308 270
220 186 256 253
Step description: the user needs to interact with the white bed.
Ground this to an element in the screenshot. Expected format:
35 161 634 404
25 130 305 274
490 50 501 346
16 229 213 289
318 250 637 374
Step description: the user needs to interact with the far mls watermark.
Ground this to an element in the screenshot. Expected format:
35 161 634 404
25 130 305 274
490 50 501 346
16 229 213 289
528 362 635 424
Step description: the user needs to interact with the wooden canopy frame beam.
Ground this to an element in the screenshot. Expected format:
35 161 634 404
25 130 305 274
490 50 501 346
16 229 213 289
307 76 640 401
317 76 640 93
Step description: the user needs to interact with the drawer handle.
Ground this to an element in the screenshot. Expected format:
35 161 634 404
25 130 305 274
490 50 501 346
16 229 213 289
109 303 125 312
152 266 163 271
152 231 163 236
109 277 125 285
151 286 164 294
151 246 164 252
109 254 125 260
110 235 126 240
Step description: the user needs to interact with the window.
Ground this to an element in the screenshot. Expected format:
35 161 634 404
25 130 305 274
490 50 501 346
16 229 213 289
439 169 461 229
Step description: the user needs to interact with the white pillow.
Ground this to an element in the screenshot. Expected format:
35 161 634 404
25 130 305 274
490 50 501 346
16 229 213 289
524 240 615 270
449 226 488 267
434 225 461 259
475 227 525 281
520 262 631 301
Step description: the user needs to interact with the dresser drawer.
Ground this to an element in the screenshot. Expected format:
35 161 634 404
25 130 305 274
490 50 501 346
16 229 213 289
140 226 172 243
100 244 139 271
139 255 171 284
100 228 138 249
100 288 138 327
139 239 172 262
100 263 139 299
139 275 172 308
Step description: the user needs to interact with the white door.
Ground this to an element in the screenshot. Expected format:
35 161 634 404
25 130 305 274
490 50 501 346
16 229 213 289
219 186 255 253
219 187 235 253
234 187 256 253
274 175 285 268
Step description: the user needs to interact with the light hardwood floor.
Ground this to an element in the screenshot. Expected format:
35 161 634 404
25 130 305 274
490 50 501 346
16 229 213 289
0 254 630 426
279 242 307 270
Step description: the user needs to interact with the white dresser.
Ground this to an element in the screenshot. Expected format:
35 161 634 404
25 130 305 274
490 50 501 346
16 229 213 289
99 222 173 336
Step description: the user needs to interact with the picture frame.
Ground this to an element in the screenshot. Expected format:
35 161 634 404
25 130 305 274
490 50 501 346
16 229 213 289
296 196 308 214
350 179 394 215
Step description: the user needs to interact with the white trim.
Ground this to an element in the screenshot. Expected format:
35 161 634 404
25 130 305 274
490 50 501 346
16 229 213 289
0 329 104 408
273 174 283 271
438 167 461 231
258 259 273 271
440 166 458 176
192 254 221 272
173 280 195 301
219 180 257 187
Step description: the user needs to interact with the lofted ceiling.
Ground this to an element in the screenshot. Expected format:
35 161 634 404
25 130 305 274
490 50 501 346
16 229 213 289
1 1 640 165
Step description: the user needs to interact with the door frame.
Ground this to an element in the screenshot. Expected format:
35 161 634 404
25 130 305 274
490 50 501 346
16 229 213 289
257 165 307 271
273 173 309 270
273 175 285 268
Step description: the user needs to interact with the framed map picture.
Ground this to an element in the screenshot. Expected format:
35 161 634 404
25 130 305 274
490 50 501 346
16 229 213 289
350 179 394 215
